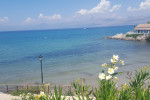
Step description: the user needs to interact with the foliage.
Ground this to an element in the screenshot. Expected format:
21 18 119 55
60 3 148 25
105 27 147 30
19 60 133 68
129 66 150 100
129 67 150 88
147 21 150 24
117 84 133 100
10 85 41 96
72 79 92 100
126 34 144 39
19 85 65 100
64 87 73 96
10 90 29 96
146 34 150 41
50 85 66 100
93 79 117 100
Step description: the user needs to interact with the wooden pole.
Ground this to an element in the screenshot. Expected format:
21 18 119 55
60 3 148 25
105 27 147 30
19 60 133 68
17 85 18 92
70 86 71 96
6 85 8 93
27 85 28 91
59 85 60 93
37 85 39 93
48 85 49 94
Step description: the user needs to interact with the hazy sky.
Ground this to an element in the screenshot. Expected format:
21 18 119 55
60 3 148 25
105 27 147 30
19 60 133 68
0 0 150 31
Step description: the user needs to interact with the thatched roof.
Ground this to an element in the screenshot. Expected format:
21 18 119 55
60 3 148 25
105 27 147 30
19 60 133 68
134 24 150 30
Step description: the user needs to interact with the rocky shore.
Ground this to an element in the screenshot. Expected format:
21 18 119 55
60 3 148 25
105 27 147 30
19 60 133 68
103 32 147 41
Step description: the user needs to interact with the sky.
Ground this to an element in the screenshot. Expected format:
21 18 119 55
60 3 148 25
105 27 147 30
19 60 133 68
0 0 150 31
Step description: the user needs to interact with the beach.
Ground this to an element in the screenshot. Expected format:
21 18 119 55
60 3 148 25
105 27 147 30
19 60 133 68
0 92 21 100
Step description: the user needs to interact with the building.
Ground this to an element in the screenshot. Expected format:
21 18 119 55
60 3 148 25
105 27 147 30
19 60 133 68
134 24 150 34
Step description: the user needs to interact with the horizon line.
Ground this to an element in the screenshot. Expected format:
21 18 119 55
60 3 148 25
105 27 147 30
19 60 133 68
0 24 134 33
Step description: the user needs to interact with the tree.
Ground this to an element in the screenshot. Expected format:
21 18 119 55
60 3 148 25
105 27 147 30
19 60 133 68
134 25 137 27
147 21 150 24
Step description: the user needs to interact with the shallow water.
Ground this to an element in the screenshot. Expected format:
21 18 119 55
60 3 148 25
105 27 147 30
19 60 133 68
0 25 150 86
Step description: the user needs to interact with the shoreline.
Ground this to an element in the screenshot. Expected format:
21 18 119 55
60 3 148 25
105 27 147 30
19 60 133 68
0 92 21 100
103 32 148 42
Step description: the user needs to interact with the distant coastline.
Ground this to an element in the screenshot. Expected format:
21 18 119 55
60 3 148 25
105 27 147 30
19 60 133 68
104 23 150 42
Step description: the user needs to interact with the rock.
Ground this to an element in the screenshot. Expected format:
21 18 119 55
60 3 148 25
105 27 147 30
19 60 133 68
126 37 135 41
111 33 125 39
136 35 146 41
111 33 126 39
126 31 136 35
104 32 147 42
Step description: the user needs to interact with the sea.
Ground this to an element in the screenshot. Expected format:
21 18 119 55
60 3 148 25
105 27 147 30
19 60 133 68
0 25 150 86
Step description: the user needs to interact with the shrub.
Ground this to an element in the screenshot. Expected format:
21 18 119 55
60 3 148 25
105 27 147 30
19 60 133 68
72 79 92 100
126 34 144 39
146 34 150 41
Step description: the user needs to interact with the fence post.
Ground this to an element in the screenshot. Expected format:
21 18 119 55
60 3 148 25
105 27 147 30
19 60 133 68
27 85 28 91
17 85 18 92
6 85 8 93
24 84 26 90
48 85 50 94
59 85 60 93
70 86 71 96
37 85 39 93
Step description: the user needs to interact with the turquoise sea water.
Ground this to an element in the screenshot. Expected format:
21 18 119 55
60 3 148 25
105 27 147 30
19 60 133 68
0 25 150 85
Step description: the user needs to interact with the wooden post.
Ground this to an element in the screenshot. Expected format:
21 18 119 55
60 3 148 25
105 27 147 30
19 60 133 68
6 85 8 93
24 84 26 90
59 85 60 93
48 85 50 94
70 86 71 96
37 85 39 93
27 85 28 91
17 85 18 92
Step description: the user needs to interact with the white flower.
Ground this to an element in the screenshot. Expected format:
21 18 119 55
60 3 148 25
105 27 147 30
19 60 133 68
114 77 118 81
102 63 107 67
108 68 114 74
113 66 118 70
99 73 105 80
113 55 119 60
120 60 124 65
106 75 112 80
40 91 45 97
28 93 31 95
111 59 116 64
34 94 39 98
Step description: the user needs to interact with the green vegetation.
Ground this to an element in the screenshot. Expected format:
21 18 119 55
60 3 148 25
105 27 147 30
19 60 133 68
147 21 150 24
134 25 137 27
72 79 92 100
10 85 41 96
13 55 150 100
10 90 29 96
126 34 144 39
146 34 150 41
50 85 66 100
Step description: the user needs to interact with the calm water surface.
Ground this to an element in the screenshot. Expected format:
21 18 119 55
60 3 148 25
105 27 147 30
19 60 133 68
0 25 150 85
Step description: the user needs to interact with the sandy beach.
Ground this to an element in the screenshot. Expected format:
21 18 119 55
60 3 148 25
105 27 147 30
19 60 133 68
0 92 91 100
0 92 21 100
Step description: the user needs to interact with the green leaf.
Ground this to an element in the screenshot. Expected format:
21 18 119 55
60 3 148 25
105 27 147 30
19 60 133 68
54 85 58 99
112 72 123 76
59 87 62 99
